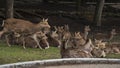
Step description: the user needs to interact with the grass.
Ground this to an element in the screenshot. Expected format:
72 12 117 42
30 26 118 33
0 41 120 65
106 54 120 59
0 42 61 64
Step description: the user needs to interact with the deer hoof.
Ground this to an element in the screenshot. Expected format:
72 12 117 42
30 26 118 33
8 44 11 47
38 46 43 49
57 45 60 48
23 46 26 49
45 46 49 49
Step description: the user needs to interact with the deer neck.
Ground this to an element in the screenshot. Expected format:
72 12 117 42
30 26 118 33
109 34 114 41
84 31 89 40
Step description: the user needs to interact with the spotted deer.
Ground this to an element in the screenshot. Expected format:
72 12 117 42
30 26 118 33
0 18 50 49
47 30 61 48
60 32 93 58
94 29 116 42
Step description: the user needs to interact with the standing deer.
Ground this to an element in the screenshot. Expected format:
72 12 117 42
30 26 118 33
0 18 50 36
0 18 50 49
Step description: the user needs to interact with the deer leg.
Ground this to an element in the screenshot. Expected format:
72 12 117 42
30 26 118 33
5 35 11 47
36 40 42 49
33 37 42 49
57 39 61 48
44 40 49 49
0 31 4 38
31 34 42 49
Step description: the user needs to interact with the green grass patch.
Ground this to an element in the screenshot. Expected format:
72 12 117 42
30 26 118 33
106 54 120 59
0 42 60 64
0 41 120 65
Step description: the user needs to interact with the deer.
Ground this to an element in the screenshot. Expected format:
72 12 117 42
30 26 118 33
47 25 70 48
94 39 106 49
0 18 50 36
91 47 106 58
60 32 93 58
54 26 64 40
104 42 120 54
61 37 93 58
72 32 86 47
90 39 108 58
83 39 94 52
4 31 49 49
62 25 71 40
47 30 61 48
93 29 116 42
0 18 51 49
83 25 91 40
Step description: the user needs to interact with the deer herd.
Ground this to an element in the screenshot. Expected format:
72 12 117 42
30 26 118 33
0 18 120 58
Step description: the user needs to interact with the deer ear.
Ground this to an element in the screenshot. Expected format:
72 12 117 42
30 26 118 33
45 18 48 22
54 26 57 30
77 32 80 35
42 18 45 22
100 40 102 42
94 39 97 42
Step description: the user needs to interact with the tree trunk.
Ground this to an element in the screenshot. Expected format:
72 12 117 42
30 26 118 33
76 0 81 15
5 0 14 18
94 0 105 26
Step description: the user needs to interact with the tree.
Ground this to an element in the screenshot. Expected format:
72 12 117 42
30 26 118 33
94 0 105 26
5 0 14 18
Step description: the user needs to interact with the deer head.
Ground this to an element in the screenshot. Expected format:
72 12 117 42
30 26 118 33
91 48 106 58
39 18 51 31
84 25 91 32
94 39 106 49
72 32 86 47
64 24 69 31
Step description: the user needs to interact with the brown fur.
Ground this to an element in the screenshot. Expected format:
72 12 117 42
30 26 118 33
94 29 116 41
0 18 50 48
2 18 50 34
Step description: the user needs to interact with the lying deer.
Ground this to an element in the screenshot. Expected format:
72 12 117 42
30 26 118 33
62 25 71 40
91 39 107 58
94 39 106 49
47 31 61 47
61 38 93 58
72 32 86 46
60 32 93 58
105 42 120 54
94 29 116 42
91 47 106 58
4 31 49 49
54 25 65 40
